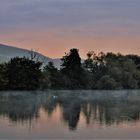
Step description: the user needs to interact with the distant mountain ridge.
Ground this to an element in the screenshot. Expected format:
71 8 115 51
0 44 61 69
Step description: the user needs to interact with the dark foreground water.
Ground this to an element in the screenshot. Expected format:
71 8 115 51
0 90 140 139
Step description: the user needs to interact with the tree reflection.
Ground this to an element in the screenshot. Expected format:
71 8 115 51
0 92 41 122
0 91 140 130
42 95 58 116
59 98 81 130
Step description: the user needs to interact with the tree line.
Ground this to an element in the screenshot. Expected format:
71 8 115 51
0 48 140 90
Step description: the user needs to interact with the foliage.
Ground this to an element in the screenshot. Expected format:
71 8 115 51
0 57 42 90
1 49 140 90
42 62 63 89
95 75 117 89
60 48 86 89
0 64 8 89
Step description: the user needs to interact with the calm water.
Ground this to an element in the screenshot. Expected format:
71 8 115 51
0 90 140 139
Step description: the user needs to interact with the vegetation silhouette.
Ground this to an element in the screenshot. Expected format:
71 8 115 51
7 57 42 90
0 48 140 89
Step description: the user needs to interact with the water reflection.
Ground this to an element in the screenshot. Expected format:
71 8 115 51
0 90 140 130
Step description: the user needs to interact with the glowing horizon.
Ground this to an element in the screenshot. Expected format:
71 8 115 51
0 0 140 58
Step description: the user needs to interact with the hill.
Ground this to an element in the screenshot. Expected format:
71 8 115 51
0 44 61 69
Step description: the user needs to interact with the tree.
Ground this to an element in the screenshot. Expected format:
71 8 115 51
83 51 94 72
96 75 117 89
6 57 42 90
28 49 48 65
120 59 140 89
126 55 140 70
105 54 140 89
61 49 82 73
0 63 8 89
83 51 108 89
42 62 63 89
60 49 85 89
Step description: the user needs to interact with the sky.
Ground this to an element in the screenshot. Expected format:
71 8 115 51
0 0 140 58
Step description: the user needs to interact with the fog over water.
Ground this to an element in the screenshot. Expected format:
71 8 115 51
0 90 140 139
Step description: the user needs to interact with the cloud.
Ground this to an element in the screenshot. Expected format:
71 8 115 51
0 0 140 29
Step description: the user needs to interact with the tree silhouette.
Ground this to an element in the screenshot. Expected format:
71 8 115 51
6 57 42 90
42 61 63 89
61 48 85 88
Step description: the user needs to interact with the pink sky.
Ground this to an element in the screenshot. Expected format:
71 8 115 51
0 0 140 58
0 28 140 58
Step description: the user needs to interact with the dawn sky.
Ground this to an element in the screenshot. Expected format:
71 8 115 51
0 0 140 58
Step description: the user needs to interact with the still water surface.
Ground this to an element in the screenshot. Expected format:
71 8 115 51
0 90 140 139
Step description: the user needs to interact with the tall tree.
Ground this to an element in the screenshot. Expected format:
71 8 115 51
61 49 85 88
61 49 81 72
